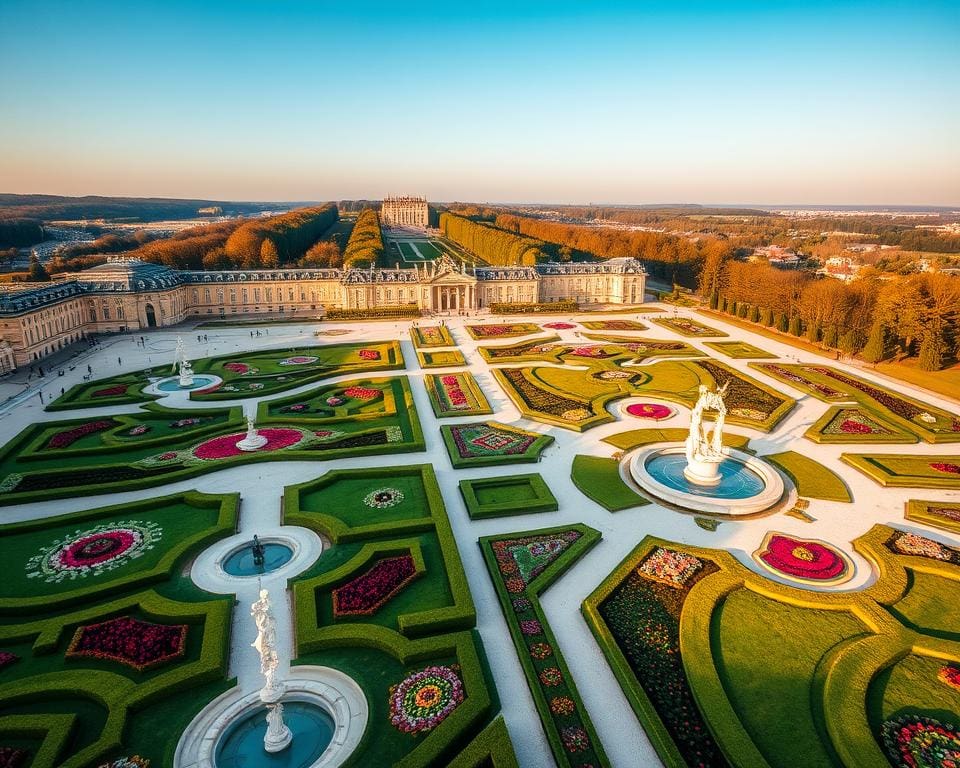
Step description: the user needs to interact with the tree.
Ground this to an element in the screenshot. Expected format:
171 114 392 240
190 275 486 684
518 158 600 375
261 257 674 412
823 325 839 348
862 320 893 363
806 320 821 344
260 238 280 268
776 313 789 333
839 329 863 355
748 305 760 323
788 316 803 336
27 252 49 281
709 291 720 310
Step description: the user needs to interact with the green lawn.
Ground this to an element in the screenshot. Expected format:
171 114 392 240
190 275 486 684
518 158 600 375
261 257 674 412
766 451 852 501
459 474 558 518
571 455 648 511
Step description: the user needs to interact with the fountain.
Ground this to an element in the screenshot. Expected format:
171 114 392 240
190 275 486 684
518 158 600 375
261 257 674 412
175 337 195 388
236 415 269 452
628 384 785 515
147 337 220 393
251 589 292 752
221 534 294 577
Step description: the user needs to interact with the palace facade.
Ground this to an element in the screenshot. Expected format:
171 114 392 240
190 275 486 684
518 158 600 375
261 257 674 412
380 196 429 228
0 254 645 368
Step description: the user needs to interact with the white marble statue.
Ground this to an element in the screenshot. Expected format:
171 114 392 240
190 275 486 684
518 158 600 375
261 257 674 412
175 336 194 387
683 383 729 485
236 413 268 451
264 702 293 753
251 588 283 701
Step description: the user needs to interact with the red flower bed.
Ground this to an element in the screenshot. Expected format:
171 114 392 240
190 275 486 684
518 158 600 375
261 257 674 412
192 428 303 460
570 346 611 358
92 384 128 398
0 651 18 670
626 403 673 420
332 554 417 616
223 362 250 374
66 615 188 671
343 386 380 401
544 322 576 330
46 420 114 449
757 534 848 582
932 462 960 475
438 374 469 410
358 348 381 360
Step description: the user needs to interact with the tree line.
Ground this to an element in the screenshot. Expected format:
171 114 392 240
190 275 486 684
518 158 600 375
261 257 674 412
342 209 384 268
709 260 960 371
223 205 339 269
440 213 545 266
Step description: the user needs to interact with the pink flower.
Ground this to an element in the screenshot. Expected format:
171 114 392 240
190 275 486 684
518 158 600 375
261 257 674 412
192 428 303 460
758 534 847 581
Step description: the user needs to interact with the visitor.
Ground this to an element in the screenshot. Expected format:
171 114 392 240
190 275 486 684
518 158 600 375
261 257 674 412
60 387 64 396
87 364 92 374
118 357 122 366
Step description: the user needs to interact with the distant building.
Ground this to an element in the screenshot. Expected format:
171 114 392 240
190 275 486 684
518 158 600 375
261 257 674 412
381 196 428 228
0 255 646 368
751 245 801 268
819 256 861 283
198 206 223 216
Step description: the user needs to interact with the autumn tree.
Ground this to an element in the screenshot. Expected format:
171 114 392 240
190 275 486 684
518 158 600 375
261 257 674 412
260 238 280 268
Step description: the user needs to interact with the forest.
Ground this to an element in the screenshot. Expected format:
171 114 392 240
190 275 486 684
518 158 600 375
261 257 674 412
709 260 960 371
342 209 384 267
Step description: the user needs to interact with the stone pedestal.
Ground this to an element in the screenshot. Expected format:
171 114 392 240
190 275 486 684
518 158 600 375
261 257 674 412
682 437 723 486
236 432 268 451
263 702 292 753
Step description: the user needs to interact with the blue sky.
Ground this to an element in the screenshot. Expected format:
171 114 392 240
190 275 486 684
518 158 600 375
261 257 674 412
1 0 958 205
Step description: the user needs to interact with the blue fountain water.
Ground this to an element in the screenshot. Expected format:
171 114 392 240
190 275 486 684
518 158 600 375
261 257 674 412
156 374 218 392
223 543 294 576
645 453 766 499
215 702 334 768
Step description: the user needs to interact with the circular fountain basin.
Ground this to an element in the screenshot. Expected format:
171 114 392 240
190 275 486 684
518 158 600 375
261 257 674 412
222 542 294 577
153 374 220 392
629 444 785 515
215 701 334 768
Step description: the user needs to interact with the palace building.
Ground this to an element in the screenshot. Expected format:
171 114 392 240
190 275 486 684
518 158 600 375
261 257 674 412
0 253 645 368
380 196 429 228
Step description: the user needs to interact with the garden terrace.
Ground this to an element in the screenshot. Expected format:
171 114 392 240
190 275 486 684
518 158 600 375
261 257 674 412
424 372 493 418
751 363 960 443
652 317 728 337
0 492 237 767
285 465 511 766
440 421 553 469
0 389 423 506
582 525 960 768
841 453 960 489
464 323 543 340
580 319 648 331
703 340 777 359
458 474 558 519
479 525 608 767
416 349 467 368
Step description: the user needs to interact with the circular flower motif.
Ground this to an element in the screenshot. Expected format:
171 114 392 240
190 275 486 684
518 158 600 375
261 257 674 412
626 403 673 420
512 597 532 613
755 533 851 584
191 428 304 460
505 577 527 594
539 667 563 686
550 696 576 716
363 487 404 509
881 714 960 768
25 521 162 583
388 665 464 734
529 642 553 660
520 619 543 635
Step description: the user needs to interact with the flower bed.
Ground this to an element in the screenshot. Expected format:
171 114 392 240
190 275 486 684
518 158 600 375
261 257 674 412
223 362 253 375
480 526 607 767
169 417 208 428
191 428 304 460
358 349 381 361
625 403 673 420
581 320 646 331
332 554 418 617
932 462 960 474
125 424 151 437
278 355 319 366
569 345 612 358
93 384 129 398
0 748 29 768
465 323 540 339
412 325 454 347
805 367 960 433
426 372 491 417
25 520 162 583
0 651 18 670
654 317 726 337
67 615 188 671
754 533 852 585
46 420 115 449
343 386 380 401
880 714 960 768
389 665 464 734
596 547 724 768
497 367 591 423
447 423 538 462
754 364 845 399
543 322 576 330
939 665 960 691
886 531 960 564
823 409 892 435
904 500 960 534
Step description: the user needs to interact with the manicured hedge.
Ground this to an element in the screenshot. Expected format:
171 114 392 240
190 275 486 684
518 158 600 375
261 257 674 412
804 405 917 445
411 325 456 348
416 348 468 368
841 453 960 489
490 300 578 314
571 455 648 511
479 524 609 767
446 716 520 768
458 474 558 519
904 498 960 534
703 340 778 359
325 304 421 320
424 371 492 418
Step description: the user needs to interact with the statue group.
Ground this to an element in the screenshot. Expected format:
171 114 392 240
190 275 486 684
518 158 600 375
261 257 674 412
683 383 729 485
